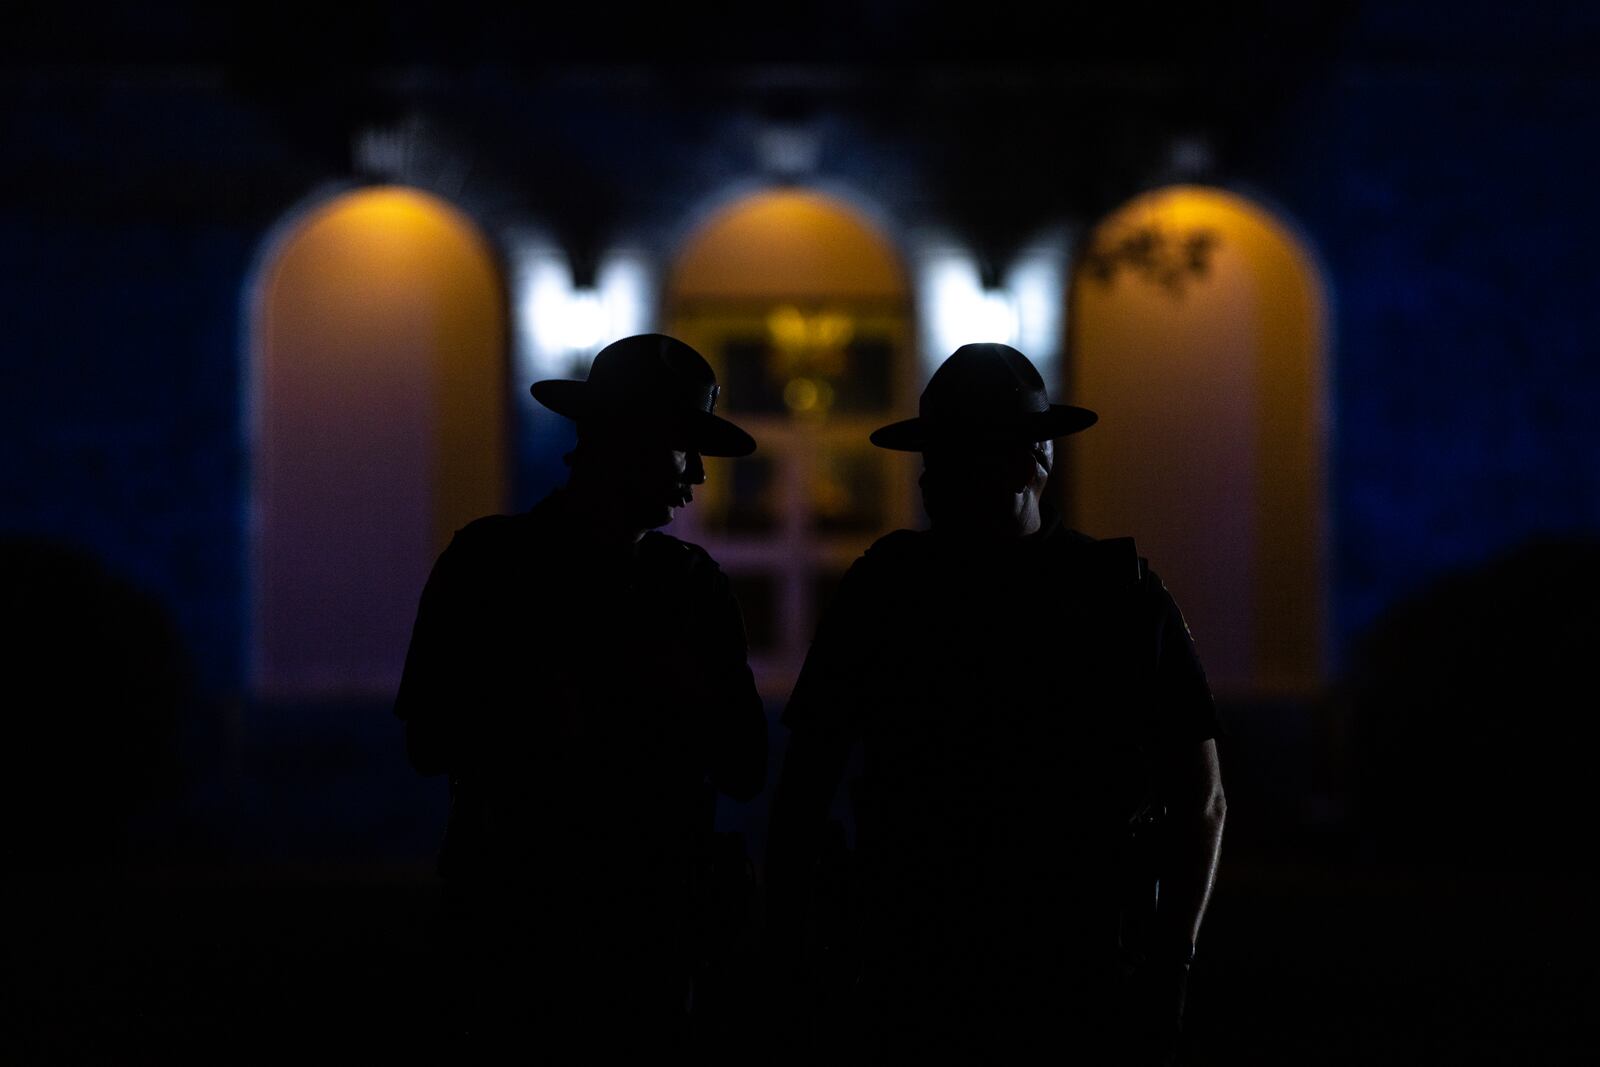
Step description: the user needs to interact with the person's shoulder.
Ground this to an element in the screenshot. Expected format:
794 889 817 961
448 512 532 553
847 527 932 580
639 529 725 583
1050 526 1147 585
862 527 929 562
640 528 710 562
1110 550 1189 621
415 513 530 597
455 512 521 538
867 527 927 550
440 506 572 574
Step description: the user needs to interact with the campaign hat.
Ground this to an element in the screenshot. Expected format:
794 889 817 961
869 342 1097 451
531 333 757 457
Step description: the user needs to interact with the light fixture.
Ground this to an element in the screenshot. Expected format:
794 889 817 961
560 290 606 354
511 236 655 385
919 250 1021 373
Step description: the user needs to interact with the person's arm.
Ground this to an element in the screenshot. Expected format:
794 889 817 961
1140 573 1226 956
1132 574 1226 1063
1126 738 1223 1066
1155 737 1226 954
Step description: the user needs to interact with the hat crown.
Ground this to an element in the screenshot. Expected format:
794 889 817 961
530 333 756 456
869 343 1095 451
919 343 1051 426
584 333 720 414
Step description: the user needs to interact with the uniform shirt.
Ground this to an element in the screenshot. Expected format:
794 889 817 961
774 513 1218 971
394 489 768 891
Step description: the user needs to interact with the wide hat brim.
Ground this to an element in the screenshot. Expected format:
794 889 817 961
869 404 1099 451
531 379 757 458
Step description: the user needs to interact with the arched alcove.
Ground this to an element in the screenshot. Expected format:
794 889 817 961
672 190 906 301
1067 185 1327 697
667 188 913 696
251 186 507 698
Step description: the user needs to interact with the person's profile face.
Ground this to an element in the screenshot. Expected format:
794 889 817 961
920 438 1050 535
616 435 706 530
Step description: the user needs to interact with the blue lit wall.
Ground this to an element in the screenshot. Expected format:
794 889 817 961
0 73 327 701
1 211 254 695
1251 9 1600 666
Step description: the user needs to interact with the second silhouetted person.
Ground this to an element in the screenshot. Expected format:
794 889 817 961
766 342 1226 1065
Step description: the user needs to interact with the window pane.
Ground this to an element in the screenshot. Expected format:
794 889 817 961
721 336 786 414
722 455 779 534
832 336 894 413
719 326 896 418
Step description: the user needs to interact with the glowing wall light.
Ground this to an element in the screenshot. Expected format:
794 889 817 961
917 249 1019 376
595 251 653 352
975 288 1021 345
560 289 607 353
510 235 655 389
516 247 574 377
1005 241 1068 382
914 238 1067 382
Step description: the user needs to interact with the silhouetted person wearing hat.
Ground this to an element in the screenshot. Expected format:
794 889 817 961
394 334 768 1055
766 344 1225 1065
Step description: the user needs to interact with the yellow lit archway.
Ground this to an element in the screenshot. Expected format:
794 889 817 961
668 189 913 697
251 186 507 697
1067 186 1327 697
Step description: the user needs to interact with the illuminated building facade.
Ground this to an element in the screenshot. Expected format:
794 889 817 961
5 4 1599 854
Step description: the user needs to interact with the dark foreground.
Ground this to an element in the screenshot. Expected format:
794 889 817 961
6 858 1594 1065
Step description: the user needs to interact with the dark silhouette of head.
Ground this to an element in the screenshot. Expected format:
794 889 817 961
564 418 708 531
531 334 755 535
871 342 1096 539
920 437 1054 538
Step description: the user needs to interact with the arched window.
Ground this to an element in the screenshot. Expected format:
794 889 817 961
667 189 914 697
250 186 507 698
1067 185 1328 697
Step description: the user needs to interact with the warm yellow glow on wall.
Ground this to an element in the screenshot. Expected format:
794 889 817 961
1069 185 1326 696
672 190 907 300
665 187 913 699
255 185 506 695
